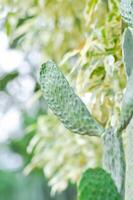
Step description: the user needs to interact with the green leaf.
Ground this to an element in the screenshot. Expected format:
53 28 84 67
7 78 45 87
16 15 35 28
78 168 121 200
120 0 133 26
40 60 104 137
0 71 19 91
90 66 105 79
122 28 133 77
10 33 26 48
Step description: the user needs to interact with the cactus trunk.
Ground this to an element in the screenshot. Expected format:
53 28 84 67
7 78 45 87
125 118 133 200
102 128 126 199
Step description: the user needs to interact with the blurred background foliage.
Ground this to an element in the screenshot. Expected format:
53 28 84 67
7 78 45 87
0 0 126 199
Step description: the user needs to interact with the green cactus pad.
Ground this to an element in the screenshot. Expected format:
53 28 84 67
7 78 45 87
40 60 104 137
118 29 133 132
118 72 133 132
120 0 133 26
123 28 133 77
78 168 121 200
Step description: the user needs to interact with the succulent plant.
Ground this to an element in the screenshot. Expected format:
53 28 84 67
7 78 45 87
40 60 125 199
39 1 133 199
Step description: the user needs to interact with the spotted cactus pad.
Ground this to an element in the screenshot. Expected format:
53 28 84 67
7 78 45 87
40 60 104 137
123 28 133 78
118 71 133 132
117 28 133 132
120 0 133 26
78 168 121 200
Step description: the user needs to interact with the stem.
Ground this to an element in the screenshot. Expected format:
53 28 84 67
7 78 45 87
102 128 126 199
125 118 133 200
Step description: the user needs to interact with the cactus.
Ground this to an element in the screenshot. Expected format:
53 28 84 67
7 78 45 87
125 119 133 200
78 168 121 200
40 61 125 199
120 13 133 199
39 1 133 199
117 28 133 133
122 28 133 78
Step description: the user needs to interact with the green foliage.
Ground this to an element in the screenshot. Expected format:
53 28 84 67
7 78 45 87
69 0 125 127
0 71 19 91
78 168 121 200
0 170 75 200
3 0 85 60
40 60 104 137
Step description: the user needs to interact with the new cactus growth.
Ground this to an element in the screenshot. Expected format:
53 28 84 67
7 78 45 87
39 0 133 199
78 168 121 200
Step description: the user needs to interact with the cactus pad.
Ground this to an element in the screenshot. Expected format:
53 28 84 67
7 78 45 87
123 28 133 77
118 29 133 132
40 60 104 137
78 168 121 200
120 0 133 26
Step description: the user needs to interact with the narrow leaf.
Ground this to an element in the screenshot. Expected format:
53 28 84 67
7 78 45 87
0 71 19 91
